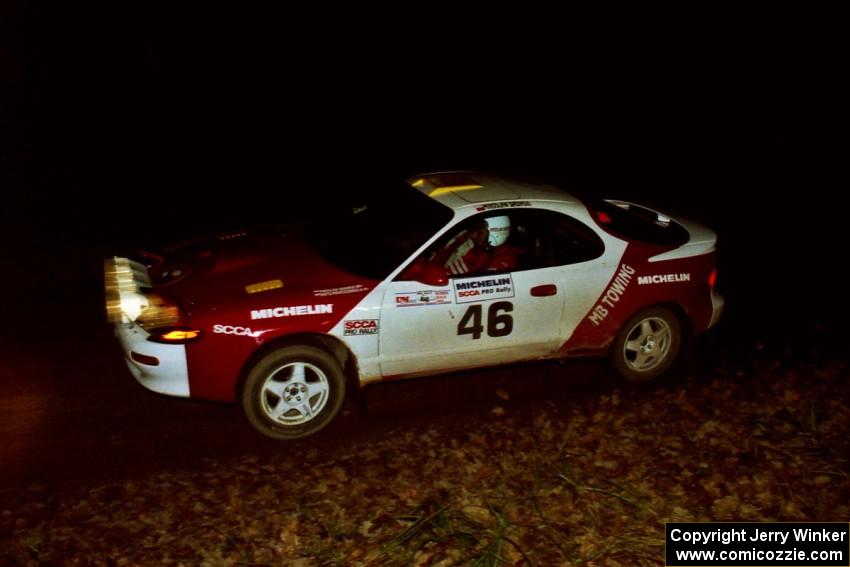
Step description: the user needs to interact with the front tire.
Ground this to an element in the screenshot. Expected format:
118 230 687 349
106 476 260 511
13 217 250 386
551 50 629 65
612 306 681 383
242 345 346 439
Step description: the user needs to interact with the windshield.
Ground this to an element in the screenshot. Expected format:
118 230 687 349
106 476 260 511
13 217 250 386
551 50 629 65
306 183 454 280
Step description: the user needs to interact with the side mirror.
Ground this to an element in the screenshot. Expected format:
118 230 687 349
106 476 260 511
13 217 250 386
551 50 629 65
419 262 448 287
399 260 448 287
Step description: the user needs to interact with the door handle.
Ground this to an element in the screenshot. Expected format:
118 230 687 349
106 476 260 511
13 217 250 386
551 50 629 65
531 284 557 297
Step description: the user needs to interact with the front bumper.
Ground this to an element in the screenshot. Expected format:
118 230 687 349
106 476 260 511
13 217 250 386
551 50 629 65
115 322 191 397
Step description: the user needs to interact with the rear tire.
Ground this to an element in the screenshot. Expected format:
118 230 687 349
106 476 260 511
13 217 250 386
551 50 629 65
242 345 345 439
612 306 681 383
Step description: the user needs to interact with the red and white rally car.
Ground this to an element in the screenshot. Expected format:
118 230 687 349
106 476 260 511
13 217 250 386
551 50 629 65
105 172 723 439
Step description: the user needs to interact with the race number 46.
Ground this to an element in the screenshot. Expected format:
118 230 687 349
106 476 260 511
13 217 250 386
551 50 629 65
457 301 514 340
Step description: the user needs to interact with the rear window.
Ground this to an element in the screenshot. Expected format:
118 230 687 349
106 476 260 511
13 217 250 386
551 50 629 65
584 198 689 246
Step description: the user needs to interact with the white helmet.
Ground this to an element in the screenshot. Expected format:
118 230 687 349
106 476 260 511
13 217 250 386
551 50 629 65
486 215 511 247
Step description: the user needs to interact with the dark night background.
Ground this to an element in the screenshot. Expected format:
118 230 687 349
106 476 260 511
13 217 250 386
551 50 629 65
2 5 849 563
3 7 846 340
0 8 846 441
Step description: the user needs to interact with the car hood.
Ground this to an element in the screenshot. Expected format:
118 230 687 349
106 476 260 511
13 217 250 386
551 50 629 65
145 226 378 312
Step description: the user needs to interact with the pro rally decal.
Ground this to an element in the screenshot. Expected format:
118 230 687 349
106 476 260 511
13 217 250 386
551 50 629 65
343 319 379 335
453 274 515 304
587 264 635 326
395 290 451 307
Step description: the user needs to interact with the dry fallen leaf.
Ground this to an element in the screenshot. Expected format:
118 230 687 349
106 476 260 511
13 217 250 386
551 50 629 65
6 352 848 565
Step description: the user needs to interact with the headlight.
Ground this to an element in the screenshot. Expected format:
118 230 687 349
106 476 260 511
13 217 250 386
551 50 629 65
136 294 181 329
105 257 144 323
105 258 181 328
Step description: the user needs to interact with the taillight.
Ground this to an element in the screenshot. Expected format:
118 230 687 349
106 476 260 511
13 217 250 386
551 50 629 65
147 327 203 344
709 268 717 288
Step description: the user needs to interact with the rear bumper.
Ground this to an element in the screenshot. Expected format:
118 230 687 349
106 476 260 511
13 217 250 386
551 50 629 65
115 323 190 397
707 289 724 329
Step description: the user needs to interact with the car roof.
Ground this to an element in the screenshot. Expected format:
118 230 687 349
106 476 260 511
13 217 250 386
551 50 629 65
407 171 581 210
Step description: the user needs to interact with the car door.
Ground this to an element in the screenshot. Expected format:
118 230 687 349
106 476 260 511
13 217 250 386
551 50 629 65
379 274 567 377
378 208 596 377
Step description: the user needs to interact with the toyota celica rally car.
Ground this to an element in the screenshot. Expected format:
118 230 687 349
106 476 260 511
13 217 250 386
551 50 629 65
105 172 724 439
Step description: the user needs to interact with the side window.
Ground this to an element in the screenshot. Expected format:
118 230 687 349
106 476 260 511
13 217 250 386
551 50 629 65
511 210 604 269
425 214 506 278
398 209 604 282
400 213 523 281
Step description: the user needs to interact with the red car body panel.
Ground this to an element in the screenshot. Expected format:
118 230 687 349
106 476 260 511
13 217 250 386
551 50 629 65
148 229 378 401
562 246 717 355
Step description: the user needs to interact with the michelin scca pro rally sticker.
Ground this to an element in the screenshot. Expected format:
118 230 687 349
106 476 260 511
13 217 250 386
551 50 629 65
453 274 515 304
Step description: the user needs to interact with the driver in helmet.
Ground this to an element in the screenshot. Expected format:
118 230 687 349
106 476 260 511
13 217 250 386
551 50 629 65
440 215 521 275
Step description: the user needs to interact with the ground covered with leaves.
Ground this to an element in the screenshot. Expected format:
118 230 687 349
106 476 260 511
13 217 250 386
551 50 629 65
2 355 849 566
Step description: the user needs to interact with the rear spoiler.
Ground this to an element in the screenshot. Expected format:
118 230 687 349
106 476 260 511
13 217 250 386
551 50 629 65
605 200 717 262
